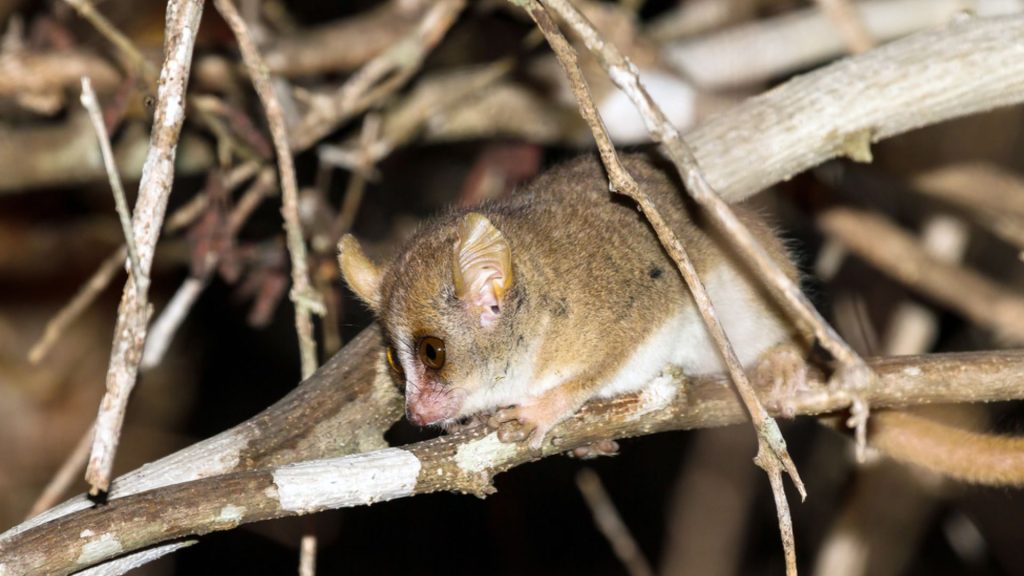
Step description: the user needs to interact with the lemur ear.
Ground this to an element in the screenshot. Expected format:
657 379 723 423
453 213 512 328
338 234 384 311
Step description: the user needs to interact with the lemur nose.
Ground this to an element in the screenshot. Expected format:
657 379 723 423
406 409 426 426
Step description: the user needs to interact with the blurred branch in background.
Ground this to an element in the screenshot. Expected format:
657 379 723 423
0 1 1023 575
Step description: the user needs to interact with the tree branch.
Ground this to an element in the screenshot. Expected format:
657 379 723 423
662 0 1021 89
2 351 1023 575
685 14 1024 203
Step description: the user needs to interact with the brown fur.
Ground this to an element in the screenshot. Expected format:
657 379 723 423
341 152 798 437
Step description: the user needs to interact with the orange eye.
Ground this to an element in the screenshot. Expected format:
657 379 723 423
418 336 446 370
386 346 404 376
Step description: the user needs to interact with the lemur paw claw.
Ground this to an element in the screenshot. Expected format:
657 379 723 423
489 405 554 449
754 344 810 419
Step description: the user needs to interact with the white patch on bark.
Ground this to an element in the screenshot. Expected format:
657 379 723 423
273 448 420 514
77 533 123 565
454 432 518 473
631 370 680 420
218 505 245 523
903 366 922 377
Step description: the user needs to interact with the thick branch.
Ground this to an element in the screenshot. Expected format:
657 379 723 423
2 351 1022 575
662 0 1021 89
686 14 1024 203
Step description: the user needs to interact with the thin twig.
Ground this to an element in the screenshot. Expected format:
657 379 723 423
334 113 380 239
317 114 381 354
316 59 516 171
911 163 1024 251
141 168 277 369
576 469 653 576
228 167 278 235
79 77 144 298
24 423 93 520
10 15 1024 571
262 0 437 77
28 171 248 367
86 0 206 496
63 0 159 85
214 0 324 379
820 206 1024 344
27 246 126 364
140 278 205 370
289 0 465 151
882 215 969 355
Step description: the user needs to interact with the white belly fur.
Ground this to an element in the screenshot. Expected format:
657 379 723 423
597 264 791 398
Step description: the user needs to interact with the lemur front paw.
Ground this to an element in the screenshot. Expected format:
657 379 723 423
488 402 562 449
753 343 810 418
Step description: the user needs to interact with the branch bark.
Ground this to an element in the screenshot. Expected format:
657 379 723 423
6 326 401 539
685 13 1024 204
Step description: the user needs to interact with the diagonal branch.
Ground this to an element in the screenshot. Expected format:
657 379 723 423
520 0 810 569
214 0 324 379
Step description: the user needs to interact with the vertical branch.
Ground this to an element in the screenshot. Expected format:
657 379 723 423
85 0 206 495
214 0 324 379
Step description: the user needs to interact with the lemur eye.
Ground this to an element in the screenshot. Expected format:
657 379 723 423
386 346 404 376
418 336 446 370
